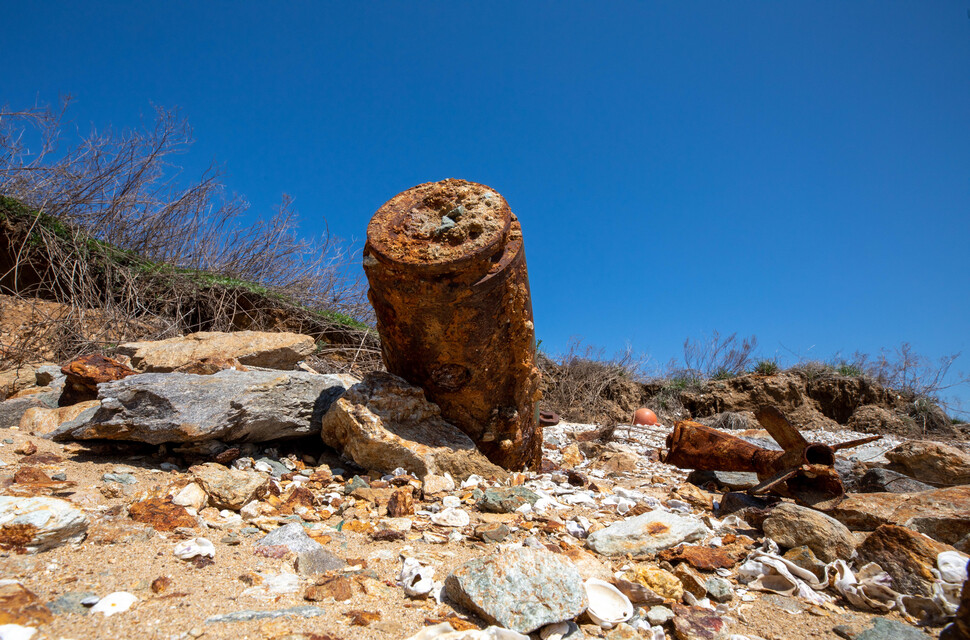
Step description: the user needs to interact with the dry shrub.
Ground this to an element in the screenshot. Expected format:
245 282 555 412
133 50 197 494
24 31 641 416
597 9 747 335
538 338 648 424
0 99 374 368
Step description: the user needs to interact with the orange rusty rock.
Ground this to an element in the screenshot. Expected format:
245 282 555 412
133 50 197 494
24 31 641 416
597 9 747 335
128 498 198 532
344 610 381 626
0 581 53 626
60 353 137 406
278 486 315 514
387 488 415 517
363 179 541 471
658 542 751 570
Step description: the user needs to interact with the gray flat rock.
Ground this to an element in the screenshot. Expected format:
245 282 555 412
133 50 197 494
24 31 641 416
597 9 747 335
586 510 710 557
49 369 358 444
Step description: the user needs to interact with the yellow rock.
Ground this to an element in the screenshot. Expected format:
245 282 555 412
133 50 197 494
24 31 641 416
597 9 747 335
624 566 684 601
562 443 583 467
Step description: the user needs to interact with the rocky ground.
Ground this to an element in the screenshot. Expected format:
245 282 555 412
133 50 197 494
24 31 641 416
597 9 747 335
0 331 968 640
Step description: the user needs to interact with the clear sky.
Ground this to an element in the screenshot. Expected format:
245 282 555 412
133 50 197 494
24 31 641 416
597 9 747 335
4 2 969 409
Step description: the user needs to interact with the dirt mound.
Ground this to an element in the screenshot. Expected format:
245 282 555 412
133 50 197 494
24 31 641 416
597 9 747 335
540 364 964 440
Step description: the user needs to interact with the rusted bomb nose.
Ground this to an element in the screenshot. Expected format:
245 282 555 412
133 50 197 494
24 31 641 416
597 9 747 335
362 179 541 470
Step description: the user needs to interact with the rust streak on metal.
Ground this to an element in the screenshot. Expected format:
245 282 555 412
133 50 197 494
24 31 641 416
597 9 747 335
663 406 880 509
363 179 541 470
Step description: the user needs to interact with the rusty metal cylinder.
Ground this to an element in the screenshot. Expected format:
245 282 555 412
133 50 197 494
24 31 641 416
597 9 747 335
362 179 541 470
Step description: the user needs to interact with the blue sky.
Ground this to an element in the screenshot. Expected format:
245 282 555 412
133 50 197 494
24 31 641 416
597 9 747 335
4 2 969 410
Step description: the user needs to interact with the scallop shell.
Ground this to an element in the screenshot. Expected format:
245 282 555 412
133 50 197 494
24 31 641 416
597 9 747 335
584 578 633 629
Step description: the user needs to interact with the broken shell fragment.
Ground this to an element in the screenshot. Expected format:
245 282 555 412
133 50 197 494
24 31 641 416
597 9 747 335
90 591 137 616
174 537 215 560
398 557 436 598
584 578 633 629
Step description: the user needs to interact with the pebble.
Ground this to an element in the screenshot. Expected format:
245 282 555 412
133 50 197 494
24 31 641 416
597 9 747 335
204 605 327 624
431 507 469 527
102 472 136 485
256 522 321 554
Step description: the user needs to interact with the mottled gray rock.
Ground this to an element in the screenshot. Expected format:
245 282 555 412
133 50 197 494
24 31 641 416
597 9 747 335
256 522 322 555
859 468 934 494
586 510 710 557
47 591 98 615
763 503 854 562
50 369 357 444
477 486 539 513
205 606 327 624
855 617 930 640
445 547 588 633
704 577 734 603
295 548 346 576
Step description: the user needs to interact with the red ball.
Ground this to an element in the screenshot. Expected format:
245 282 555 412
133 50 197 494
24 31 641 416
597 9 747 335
633 408 657 426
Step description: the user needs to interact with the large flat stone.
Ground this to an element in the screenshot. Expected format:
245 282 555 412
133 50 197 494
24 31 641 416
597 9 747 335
444 547 587 633
320 372 506 480
49 369 357 444
117 330 315 372
828 487 970 545
885 441 970 487
586 510 710 557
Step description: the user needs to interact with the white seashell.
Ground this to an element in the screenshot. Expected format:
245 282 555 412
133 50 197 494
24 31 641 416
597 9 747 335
539 622 570 640
938 551 969 584
406 623 530 640
566 520 587 539
90 591 137 616
398 557 436 598
174 537 215 560
431 507 469 527
615 498 635 515
584 578 633 629
0 624 37 640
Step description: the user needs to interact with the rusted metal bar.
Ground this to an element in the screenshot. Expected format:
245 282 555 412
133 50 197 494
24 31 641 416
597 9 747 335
663 406 879 509
362 179 541 470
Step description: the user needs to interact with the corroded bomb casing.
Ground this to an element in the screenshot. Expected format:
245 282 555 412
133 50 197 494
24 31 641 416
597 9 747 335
362 179 541 470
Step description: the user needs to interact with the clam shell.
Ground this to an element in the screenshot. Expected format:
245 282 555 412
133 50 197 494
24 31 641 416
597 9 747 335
173 537 215 559
584 578 633 629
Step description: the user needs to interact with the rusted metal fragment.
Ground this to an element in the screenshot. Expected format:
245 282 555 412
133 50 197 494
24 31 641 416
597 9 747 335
60 353 137 406
664 407 879 509
363 179 541 470
128 498 198 532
